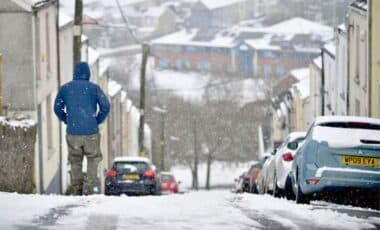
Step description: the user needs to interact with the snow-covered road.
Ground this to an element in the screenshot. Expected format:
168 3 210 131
1 190 379 230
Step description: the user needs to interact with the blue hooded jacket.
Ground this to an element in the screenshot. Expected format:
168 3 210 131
54 62 111 135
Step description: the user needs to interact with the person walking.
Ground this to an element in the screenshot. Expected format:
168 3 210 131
54 62 110 195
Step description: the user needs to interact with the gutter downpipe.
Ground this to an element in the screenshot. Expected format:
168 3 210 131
55 0 63 194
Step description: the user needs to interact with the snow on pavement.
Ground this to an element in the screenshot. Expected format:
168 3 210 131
0 191 379 230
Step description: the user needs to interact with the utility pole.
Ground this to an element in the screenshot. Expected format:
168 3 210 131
73 0 83 64
138 44 149 157
0 53 3 116
160 112 165 171
193 118 199 190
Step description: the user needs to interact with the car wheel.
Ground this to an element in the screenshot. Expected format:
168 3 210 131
251 183 258 194
295 170 310 204
272 172 280 198
285 176 295 200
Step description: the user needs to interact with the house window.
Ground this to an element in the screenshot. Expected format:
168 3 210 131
184 60 191 69
45 12 51 78
176 60 183 70
263 64 272 77
276 65 285 76
159 59 169 68
197 61 210 72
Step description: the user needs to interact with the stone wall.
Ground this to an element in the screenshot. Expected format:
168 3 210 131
0 117 37 193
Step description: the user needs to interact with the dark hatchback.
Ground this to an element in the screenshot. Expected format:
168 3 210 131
105 157 161 196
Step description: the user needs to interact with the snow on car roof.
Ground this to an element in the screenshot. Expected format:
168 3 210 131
159 171 174 175
314 116 380 126
288 132 307 141
113 156 151 163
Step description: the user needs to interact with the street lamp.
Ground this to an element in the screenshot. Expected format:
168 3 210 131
152 106 167 171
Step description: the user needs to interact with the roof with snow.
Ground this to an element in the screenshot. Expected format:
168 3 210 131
323 41 336 58
290 68 310 81
6 0 55 12
88 47 100 66
108 79 122 97
312 56 322 69
199 0 245 10
237 17 333 42
59 11 73 28
291 67 310 99
151 29 237 48
350 0 368 11
293 75 310 99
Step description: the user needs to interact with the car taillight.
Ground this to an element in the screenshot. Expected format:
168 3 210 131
107 169 117 178
282 152 294 161
144 169 155 179
306 178 320 185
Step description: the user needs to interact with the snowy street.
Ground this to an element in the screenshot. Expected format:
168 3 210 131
1 190 379 230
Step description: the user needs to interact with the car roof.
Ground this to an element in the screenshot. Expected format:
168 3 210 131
113 156 151 163
314 116 380 126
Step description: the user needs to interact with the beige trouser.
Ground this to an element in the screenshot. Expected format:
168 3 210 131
66 133 102 194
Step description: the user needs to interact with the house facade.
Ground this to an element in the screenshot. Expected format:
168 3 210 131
309 56 322 118
347 0 369 116
335 24 348 115
322 42 337 115
0 0 61 194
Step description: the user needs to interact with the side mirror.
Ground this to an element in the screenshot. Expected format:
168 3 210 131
177 181 182 185
287 142 298 150
271 149 277 155
234 178 239 182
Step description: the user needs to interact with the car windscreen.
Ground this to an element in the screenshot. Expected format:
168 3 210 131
319 122 380 130
114 161 149 173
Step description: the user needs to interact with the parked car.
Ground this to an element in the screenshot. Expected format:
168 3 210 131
256 153 275 194
159 172 180 194
105 157 161 196
268 132 306 199
247 162 263 193
290 116 380 205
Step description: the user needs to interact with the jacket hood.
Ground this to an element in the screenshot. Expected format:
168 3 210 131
73 62 91 80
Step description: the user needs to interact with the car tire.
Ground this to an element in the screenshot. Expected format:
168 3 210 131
285 176 295 200
272 172 281 198
295 170 310 204
251 183 258 194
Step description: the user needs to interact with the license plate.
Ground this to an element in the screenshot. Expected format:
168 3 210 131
123 174 139 180
342 155 379 167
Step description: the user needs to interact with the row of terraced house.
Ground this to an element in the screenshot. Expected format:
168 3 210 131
271 0 380 146
0 0 151 194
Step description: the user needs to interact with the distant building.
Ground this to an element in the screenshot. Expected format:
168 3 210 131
189 0 250 29
347 0 369 116
151 17 333 78
126 5 177 39
370 0 380 118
